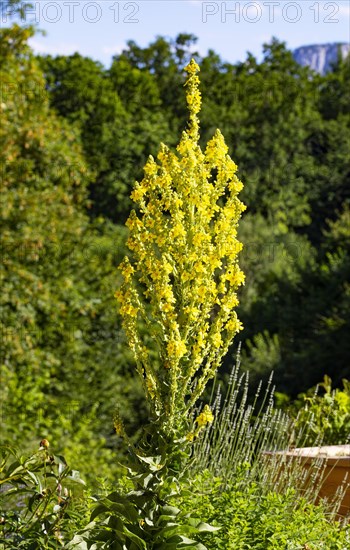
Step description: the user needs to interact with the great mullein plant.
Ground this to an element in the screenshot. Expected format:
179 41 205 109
69 60 246 549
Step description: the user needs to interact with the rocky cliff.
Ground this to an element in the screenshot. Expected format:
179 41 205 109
293 43 350 74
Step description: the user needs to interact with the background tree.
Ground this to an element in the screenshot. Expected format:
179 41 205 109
0 25 145 482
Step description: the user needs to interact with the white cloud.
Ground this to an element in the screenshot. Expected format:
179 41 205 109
29 39 79 56
338 4 350 18
102 44 124 55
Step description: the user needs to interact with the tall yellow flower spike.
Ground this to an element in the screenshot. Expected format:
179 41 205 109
116 59 246 432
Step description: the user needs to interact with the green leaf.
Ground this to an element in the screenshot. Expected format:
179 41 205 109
156 523 198 540
196 522 221 533
67 470 86 485
5 460 23 477
90 504 109 521
160 534 208 549
25 470 40 486
161 506 181 516
123 524 148 549
108 501 139 523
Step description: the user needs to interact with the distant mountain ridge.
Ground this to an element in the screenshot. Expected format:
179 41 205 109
293 43 350 74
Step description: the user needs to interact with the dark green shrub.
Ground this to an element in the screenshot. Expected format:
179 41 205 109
276 375 350 445
0 443 90 549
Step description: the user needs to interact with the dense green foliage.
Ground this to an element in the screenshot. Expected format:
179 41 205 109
176 471 350 550
0 443 89 548
276 375 350 445
2 403 349 548
0 25 145 483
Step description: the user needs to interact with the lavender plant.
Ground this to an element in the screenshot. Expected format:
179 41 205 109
191 351 348 522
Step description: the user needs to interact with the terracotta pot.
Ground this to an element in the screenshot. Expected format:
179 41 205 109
263 445 350 518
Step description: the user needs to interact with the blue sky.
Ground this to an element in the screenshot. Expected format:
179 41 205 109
5 1 350 66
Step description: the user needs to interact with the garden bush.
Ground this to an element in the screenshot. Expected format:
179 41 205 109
175 470 350 550
275 375 350 445
0 442 89 548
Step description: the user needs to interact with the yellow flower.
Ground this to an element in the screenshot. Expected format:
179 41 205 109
161 302 174 313
211 333 222 349
208 255 222 270
195 405 214 427
125 213 142 232
184 305 200 320
156 235 166 247
226 317 244 333
114 290 123 302
167 339 187 360
120 303 138 317
205 130 228 163
225 268 245 286
171 223 186 238
159 286 174 302
185 58 200 75
197 285 208 299
131 185 146 202
193 262 206 274
120 259 134 282
146 378 156 399
181 271 193 282
192 233 210 247
172 195 183 208
114 413 126 437
143 155 158 176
